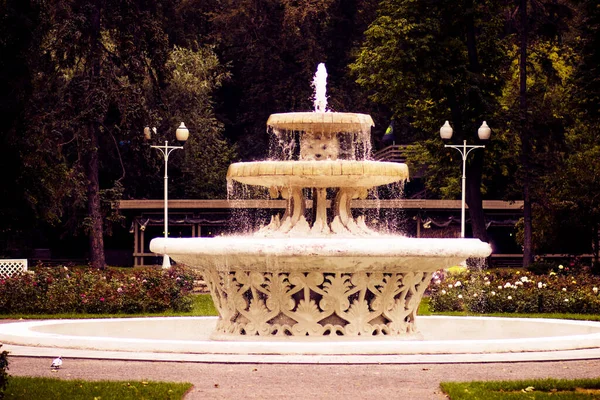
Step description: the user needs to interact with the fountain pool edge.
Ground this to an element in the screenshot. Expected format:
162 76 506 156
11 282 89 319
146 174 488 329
2 316 600 364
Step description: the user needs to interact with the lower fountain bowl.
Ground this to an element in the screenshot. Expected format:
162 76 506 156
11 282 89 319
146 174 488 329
151 237 492 339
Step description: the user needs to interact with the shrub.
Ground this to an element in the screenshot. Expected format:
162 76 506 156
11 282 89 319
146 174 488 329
0 265 200 315
526 261 555 275
0 346 8 399
428 267 600 315
429 272 468 312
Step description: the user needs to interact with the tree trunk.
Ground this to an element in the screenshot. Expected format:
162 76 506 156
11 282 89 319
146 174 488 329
463 0 488 243
519 0 534 267
466 150 489 242
593 222 599 274
85 3 105 269
86 123 106 270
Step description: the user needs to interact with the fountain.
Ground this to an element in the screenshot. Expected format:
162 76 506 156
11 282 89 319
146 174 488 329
1 64 600 363
150 63 491 340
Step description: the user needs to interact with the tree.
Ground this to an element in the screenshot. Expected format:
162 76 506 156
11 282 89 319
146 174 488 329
504 0 575 266
351 0 508 242
538 0 600 270
162 46 236 199
518 0 534 267
23 0 174 268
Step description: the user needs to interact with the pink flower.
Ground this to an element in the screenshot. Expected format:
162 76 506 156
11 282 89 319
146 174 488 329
100 297 105 302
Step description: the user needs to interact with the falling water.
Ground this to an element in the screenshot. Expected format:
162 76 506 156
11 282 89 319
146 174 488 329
268 128 297 161
313 63 328 113
226 179 272 235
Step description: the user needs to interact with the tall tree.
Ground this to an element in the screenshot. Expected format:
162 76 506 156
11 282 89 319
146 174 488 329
25 0 174 268
351 0 508 242
507 0 574 266
518 0 534 266
163 46 236 199
554 0 600 270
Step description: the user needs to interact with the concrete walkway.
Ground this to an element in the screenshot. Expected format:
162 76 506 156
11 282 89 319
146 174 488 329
8 356 600 399
3 316 600 399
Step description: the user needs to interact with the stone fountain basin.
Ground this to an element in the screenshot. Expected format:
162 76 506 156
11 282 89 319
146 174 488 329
226 160 408 188
266 111 374 133
2 316 600 355
150 237 492 272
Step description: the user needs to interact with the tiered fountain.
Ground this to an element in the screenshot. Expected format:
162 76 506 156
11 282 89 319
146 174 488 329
150 64 492 340
1 65 600 363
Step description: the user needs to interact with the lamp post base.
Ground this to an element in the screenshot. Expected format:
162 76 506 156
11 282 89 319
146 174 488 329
162 255 171 269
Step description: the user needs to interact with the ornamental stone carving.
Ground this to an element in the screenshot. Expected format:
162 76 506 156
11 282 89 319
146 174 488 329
202 267 432 339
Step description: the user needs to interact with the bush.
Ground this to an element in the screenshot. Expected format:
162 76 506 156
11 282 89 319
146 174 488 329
0 346 8 399
428 266 600 315
0 265 199 315
526 261 555 275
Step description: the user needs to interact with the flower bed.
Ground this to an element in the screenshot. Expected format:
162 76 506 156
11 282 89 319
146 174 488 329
0 265 199 314
429 265 600 314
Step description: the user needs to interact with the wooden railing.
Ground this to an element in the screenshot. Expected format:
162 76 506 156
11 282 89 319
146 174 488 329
373 144 416 163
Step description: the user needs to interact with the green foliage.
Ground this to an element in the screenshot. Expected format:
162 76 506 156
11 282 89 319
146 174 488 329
164 45 237 199
351 0 511 241
5 377 192 400
0 293 217 319
441 378 600 400
0 346 8 399
208 0 377 159
2 0 600 268
573 0 600 121
0 266 199 314
352 0 507 137
528 119 600 258
429 266 600 314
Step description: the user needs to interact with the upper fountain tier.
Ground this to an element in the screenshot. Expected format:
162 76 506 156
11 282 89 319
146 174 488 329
267 112 374 134
230 111 407 190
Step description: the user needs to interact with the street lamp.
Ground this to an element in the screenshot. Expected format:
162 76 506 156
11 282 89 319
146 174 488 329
440 120 491 238
145 122 189 269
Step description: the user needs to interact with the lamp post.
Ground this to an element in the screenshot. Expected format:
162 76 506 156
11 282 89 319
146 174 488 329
145 122 189 269
440 120 491 238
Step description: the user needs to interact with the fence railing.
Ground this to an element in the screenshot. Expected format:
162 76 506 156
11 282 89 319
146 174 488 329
0 259 28 277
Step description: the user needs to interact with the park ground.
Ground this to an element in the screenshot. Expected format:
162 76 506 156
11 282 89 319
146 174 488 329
7 357 600 399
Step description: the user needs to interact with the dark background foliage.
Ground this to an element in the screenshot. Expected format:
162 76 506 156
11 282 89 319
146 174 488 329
1 0 599 268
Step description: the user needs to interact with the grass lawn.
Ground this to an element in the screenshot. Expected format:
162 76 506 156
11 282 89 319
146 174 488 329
441 378 600 399
0 294 218 319
4 294 600 321
5 376 192 399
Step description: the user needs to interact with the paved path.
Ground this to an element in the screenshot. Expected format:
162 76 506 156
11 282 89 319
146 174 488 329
8 357 600 399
